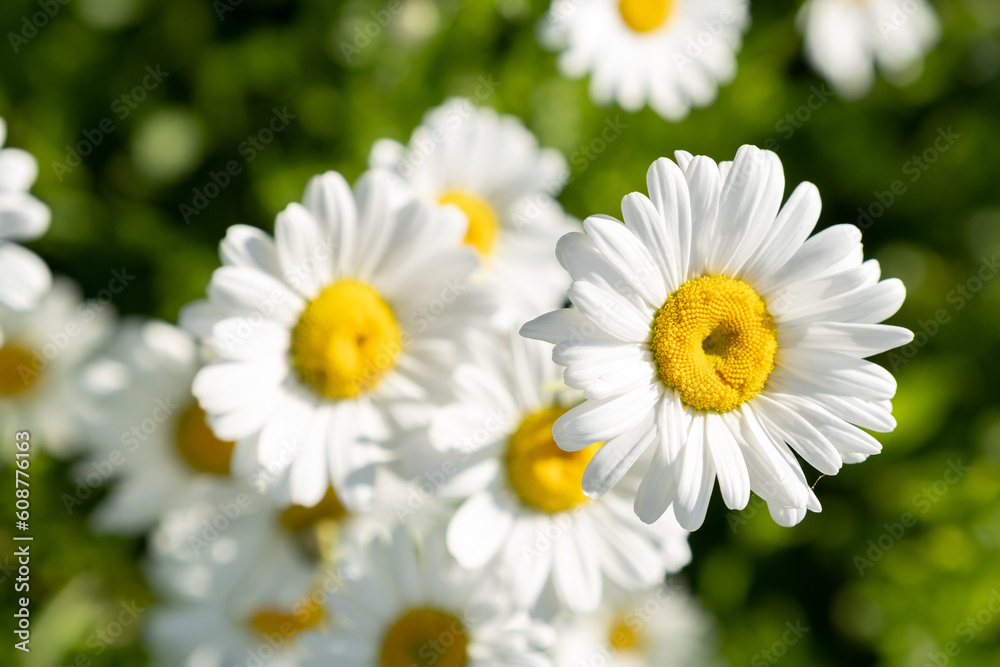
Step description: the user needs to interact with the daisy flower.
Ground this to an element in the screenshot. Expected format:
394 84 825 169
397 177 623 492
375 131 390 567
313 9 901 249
0 116 52 344
370 98 577 322
797 0 940 99
301 527 555 667
426 333 690 613
182 168 492 510
522 146 913 529
76 319 248 533
538 0 750 121
146 487 336 667
0 278 113 455
552 581 722 667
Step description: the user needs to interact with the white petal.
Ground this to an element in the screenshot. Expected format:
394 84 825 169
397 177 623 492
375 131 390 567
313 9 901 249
581 415 655 498
705 412 750 510
446 491 515 569
583 214 666 308
672 418 717 531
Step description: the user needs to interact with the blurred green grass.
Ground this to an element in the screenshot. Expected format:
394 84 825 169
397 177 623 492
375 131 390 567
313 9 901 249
2 0 1000 665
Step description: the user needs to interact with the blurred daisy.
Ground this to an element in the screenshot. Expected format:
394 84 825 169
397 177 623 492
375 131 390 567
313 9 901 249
301 527 555 667
183 169 492 510
427 333 691 612
0 116 52 344
552 581 722 667
523 146 912 529
77 319 246 533
370 99 577 322
798 0 940 99
538 0 750 120
146 488 334 667
0 278 113 455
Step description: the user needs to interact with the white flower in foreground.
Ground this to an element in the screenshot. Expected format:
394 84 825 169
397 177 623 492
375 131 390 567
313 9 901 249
427 333 690 612
77 319 246 533
523 146 913 530
0 278 112 455
183 169 493 510
538 0 750 121
370 99 577 321
798 0 940 99
146 489 331 667
552 582 722 667
301 528 555 667
0 116 52 344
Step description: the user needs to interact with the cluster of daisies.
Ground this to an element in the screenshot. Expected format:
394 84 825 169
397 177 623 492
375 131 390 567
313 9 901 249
1 86 912 665
542 0 940 118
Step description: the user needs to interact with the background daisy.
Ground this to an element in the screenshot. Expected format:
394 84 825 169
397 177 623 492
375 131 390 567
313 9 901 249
0 116 52 344
370 98 578 322
538 0 750 120
301 526 555 667
0 278 113 456
425 333 691 612
551 581 723 667
797 0 940 99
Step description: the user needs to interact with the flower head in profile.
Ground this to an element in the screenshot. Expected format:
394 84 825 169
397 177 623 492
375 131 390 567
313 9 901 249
523 146 913 529
538 0 750 120
0 116 52 345
797 0 940 99
370 98 577 322
183 169 493 510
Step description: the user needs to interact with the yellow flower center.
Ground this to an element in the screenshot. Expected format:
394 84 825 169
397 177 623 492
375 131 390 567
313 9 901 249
380 608 468 667
280 486 350 533
618 0 675 33
651 276 777 413
608 618 644 652
439 190 499 257
250 597 325 640
291 280 401 399
174 402 235 475
0 344 39 396
505 406 601 514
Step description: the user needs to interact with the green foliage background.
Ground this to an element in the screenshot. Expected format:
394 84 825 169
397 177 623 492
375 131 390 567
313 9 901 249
2 0 1000 665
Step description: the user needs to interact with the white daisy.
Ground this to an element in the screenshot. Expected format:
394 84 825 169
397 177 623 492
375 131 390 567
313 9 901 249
522 146 913 530
797 0 940 99
76 319 247 533
0 278 113 455
301 527 555 667
182 168 493 510
0 116 52 344
551 581 722 667
370 98 577 322
145 487 334 667
538 0 750 121
426 333 690 613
